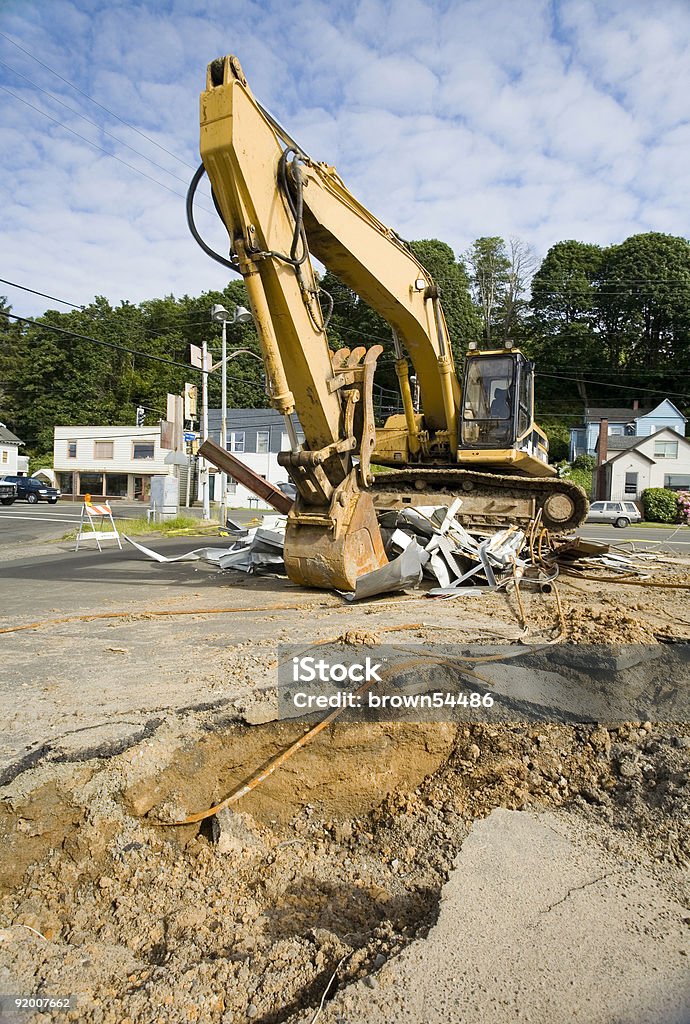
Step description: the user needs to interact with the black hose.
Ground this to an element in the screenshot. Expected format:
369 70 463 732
185 163 240 272
187 150 310 274
275 148 308 266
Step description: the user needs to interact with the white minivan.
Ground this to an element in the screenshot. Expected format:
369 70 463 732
586 500 642 528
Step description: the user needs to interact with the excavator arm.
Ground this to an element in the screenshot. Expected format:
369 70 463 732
197 55 463 589
194 55 586 590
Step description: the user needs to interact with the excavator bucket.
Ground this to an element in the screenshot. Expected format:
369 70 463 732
283 486 387 592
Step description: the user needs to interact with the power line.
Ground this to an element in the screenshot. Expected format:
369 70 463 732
0 84 214 214
0 31 194 170
0 277 247 341
0 277 81 309
536 372 690 401
0 57 202 192
4 312 193 370
3 312 265 391
534 279 690 286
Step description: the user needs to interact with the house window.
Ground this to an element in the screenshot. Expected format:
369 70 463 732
654 440 678 459
94 441 114 459
226 478 237 495
256 430 270 454
1 451 7 464
624 472 638 495
133 442 155 460
68 440 77 458
230 431 245 453
609 425 624 435
281 430 304 451
665 474 690 491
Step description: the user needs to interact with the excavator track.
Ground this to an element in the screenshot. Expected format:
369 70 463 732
371 468 588 533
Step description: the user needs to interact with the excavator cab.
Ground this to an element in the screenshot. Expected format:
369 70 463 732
459 348 548 468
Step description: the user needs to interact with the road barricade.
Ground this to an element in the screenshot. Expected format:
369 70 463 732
74 495 122 552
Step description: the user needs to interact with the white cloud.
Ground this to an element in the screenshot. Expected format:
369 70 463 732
0 0 688 324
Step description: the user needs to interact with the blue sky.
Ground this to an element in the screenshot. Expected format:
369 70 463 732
1 0 689 316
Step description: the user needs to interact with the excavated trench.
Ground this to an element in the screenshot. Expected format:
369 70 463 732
1 716 688 1023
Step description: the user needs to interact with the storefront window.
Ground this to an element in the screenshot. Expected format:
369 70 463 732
106 474 128 497
79 473 104 496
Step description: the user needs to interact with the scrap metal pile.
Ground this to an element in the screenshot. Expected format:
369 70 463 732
125 501 665 604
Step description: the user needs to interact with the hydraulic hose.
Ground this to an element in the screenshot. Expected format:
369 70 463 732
185 162 240 272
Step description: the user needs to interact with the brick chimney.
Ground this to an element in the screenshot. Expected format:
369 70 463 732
598 419 608 464
596 418 608 500
632 399 639 411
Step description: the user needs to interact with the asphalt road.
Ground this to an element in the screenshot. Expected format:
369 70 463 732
578 523 690 549
0 501 149 546
0 501 263 548
1 502 689 551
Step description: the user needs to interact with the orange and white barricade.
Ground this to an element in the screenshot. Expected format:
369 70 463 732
75 495 122 552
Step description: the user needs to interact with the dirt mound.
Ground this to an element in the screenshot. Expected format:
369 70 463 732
562 605 659 643
0 718 687 1022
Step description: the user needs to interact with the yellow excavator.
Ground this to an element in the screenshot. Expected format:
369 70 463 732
188 55 587 591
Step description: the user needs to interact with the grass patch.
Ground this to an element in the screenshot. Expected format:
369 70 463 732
61 514 220 542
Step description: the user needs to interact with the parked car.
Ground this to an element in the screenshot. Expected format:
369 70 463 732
0 475 61 504
586 500 642 528
277 481 297 500
0 478 17 505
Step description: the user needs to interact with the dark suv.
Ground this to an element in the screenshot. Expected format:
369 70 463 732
0 476 61 504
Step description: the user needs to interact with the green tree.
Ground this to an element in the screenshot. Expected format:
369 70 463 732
408 239 481 361
597 233 690 374
0 297 27 433
529 240 605 404
465 236 511 343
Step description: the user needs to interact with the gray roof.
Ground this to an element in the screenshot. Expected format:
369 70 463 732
584 407 651 423
604 426 690 466
0 425 22 445
605 436 638 451
207 407 299 431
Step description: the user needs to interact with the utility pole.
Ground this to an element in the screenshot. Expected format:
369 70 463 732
211 303 253 526
200 338 210 519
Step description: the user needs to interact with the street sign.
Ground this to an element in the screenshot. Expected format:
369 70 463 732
183 431 197 442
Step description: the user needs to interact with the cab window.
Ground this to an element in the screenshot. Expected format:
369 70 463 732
462 356 515 448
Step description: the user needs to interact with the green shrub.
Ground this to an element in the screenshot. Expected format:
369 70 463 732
642 488 679 523
541 421 570 462
572 454 597 472
568 465 593 496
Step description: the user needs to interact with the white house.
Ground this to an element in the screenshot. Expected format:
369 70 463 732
0 424 25 475
569 399 686 461
594 427 690 501
53 425 171 501
206 408 303 509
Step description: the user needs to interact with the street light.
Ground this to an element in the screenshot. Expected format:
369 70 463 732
209 303 255 523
